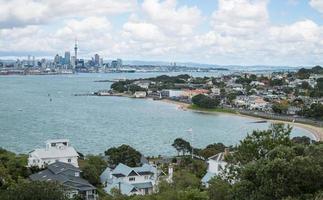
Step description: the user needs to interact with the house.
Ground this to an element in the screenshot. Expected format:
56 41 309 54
30 161 97 200
100 163 161 196
182 89 209 98
134 91 147 98
28 139 79 168
133 80 152 89
201 149 230 188
161 89 184 98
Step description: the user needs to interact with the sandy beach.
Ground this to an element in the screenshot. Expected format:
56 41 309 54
161 99 323 141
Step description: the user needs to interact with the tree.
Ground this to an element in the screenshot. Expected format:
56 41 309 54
210 124 323 200
111 81 128 93
272 102 289 114
198 143 226 159
230 123 292 165
172 138 192 155
208 178 231 200
0 181 68 200
81 155 107 186
105 145 142 167
173 170 200 189
192 94 220 109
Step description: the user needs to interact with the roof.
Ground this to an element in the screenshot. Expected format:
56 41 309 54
201 172 215 183
100 167 111 184
30 161 95 191
112 163 138 177
47 161 81 174
46 139 69 144
209 153 225 162
132 182 153 189
105 182 138 195
208 151 231 163
31 146 79 159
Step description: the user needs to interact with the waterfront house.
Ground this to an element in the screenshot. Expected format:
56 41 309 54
28 139 79 168
201 149 230 188
100 163 160 196
30 161 97 200
134 91 147 98
182 89 209 98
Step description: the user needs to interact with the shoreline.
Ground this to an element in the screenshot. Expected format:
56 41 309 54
160 99 323 142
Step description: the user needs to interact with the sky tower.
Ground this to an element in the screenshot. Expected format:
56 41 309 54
74 39 78 65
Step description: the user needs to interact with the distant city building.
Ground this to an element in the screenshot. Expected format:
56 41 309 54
28 139 79 168
74 39 78 66
117 58 123 68
71 56 76 69
111 60 118 68
110 59 123 68
64 51 71 65
94 54 100 66
54 54 60 65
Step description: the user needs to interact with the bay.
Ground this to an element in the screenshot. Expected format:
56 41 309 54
0 72 314 156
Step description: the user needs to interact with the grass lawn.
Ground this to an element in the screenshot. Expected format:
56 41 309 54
188 104 237 114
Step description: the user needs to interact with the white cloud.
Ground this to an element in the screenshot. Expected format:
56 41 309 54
0 0 137 28
122 21 166 41
1 0 323 65
141 0 203 36
211 0 269 37
310 0 323 14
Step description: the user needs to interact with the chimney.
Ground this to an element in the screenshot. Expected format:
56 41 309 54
168 164 173 176
224 148 230 156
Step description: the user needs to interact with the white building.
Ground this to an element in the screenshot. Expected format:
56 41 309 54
134 91 147 98
28 139 79 168
201 149 230 188
100 163 161 196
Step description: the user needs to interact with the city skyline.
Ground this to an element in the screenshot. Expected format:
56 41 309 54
1 0 323 66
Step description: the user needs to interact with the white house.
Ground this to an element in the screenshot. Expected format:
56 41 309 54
28 139 79 168
100 163 161 196
201 149 230 188
134 91 147 98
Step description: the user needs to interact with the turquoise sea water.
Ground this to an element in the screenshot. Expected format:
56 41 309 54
0 73 314 156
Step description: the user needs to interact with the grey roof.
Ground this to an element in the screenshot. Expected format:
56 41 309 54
132 182 153 189
105 182 137 195
29 161 95 191
47 161 81 174
201 172 215 183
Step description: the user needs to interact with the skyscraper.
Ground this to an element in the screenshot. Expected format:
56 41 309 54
74 39 78 66
64 51 71 65
94 54 100 66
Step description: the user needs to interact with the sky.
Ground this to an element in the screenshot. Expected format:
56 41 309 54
1 0 323 66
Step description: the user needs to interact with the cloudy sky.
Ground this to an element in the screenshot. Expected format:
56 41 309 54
1 0 323 66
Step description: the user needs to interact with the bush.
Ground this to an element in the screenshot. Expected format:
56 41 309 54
192 94 220 109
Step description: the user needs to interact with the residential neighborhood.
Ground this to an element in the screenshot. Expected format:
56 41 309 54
107 66 323 125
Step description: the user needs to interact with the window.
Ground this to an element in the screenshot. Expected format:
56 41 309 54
68 159 71 163
144 176 149 180
51 143 56 147
129 177 135 181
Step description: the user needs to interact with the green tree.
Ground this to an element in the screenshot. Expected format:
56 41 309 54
173 170 200 190
0 181 68 200
81 155 107 186
192 94 220 109
272 102 289 114
198 143 226 159
105 145 142 167
230 123 292 165
172 138 192 155
208 178 231 200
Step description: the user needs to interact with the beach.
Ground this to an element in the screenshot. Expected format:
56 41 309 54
161 99 323 142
